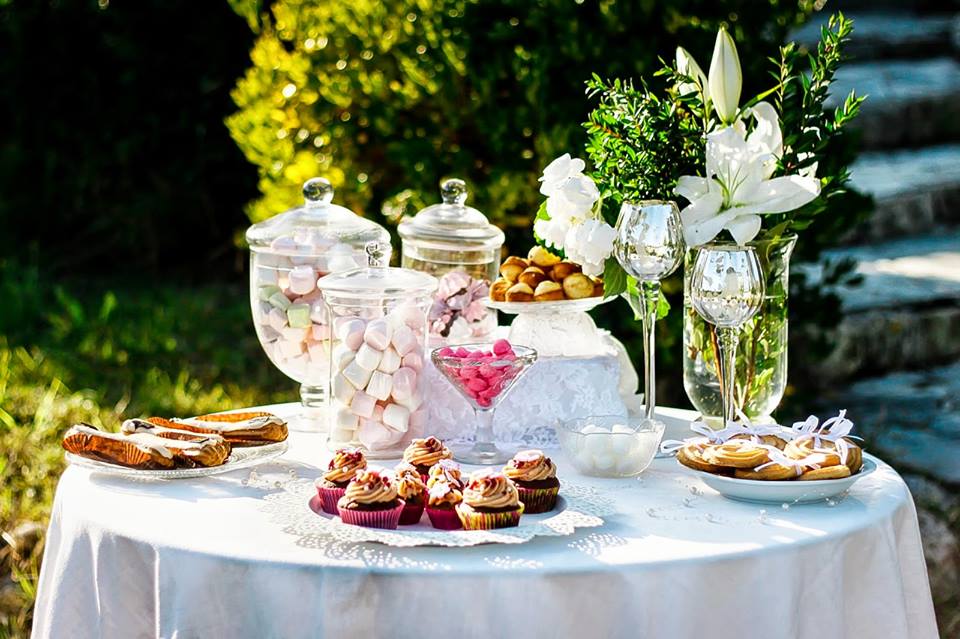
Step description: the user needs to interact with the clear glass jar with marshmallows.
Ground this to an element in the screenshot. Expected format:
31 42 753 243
317 243 438 457
246 178 391 431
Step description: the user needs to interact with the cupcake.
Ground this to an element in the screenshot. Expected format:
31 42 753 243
315 447 366 515
456 470 524 530
402 436 453 480
503 449 560 513
425 479 463 530
394 462 427 525
337 469 405 529
426 459 463 490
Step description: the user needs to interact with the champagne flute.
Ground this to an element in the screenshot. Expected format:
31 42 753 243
613 201 684 424
688 244 765 424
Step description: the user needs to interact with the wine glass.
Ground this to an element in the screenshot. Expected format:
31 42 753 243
613 200 684 425
688 244 765 424
431 343 537 464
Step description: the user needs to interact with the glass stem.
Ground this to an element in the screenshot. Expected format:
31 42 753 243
474 407 495 448
639 280 660 421
717 327 740 424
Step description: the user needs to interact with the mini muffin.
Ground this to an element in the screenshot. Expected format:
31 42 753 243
505 282 534 302
425 479 463 530
489 279 511 302
528 245 561 268
562 273 594 299
394 462 427 525
456 470 524 530
337 468 405 529
402 436 453 479
426 459 463 490
503 449 560 513
315 447 367 515
518 267 548 289
499 256 528 282
534 280 564 301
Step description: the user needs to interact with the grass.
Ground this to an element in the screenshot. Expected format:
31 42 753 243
0 260 291 636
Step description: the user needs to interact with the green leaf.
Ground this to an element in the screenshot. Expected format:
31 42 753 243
656 290 671 320
602 257 627 298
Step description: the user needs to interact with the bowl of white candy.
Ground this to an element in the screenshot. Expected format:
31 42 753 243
557 415 664 478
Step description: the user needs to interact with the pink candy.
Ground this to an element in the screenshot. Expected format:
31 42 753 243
437 340 519 406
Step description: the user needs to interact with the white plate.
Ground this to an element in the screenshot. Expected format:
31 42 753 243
485 296 614 315
65 441 289 480
690 455 877 504
260 480 610 547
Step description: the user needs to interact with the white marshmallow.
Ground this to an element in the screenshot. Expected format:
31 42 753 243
307 340 328 363
336 318 366 341
358 419 402 450
382 404 410 433
349 390 376 419
256 266 279 286
365 371 393 401
377 346 402 374
391 366 418 402
396 389 423 413
276 336 305 359
332 375 356 405
391 324 418 356
311 324 330 341
267 307 289 332
333 408 358 431
344 326 365 351
354 343 383 371
288 265 318 295
363 319 393 351
401 350 423 372
341 360 373 389
388 304 424 330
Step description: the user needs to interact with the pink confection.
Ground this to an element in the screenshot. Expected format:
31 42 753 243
366 370 393 402
391 325 418 357
401 351 423 372
378 347 402 374
459 366 478 379
477 364 498 379
344 327 365 351
391 367 418 402
364 319 393 351
492 339 513 356
311 324 330 341
349 390 377 419
454 347 470 358
466 377 488 393
382 403 410 433
437 346 454 358
267 307 288 332
288 265 318 295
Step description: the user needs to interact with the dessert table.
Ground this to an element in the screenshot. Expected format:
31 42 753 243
33 404 938 639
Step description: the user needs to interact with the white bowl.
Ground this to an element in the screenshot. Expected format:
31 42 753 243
558 415 665 477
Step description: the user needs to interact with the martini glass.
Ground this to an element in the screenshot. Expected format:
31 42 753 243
431 343 538 464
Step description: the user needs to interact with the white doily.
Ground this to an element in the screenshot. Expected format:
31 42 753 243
261 478 612 548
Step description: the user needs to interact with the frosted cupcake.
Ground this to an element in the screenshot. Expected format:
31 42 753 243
337 469 405 530
402 436 452 480
394 462 427 525
426 459 463 490
503 450 560 513
315 448 366 515
426 479 463 530
456 470 524 530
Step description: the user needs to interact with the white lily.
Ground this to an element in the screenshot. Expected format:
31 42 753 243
539 153 586 197
675 46 708 98
563 218 616 277
708 27 742 124
675 101 821 246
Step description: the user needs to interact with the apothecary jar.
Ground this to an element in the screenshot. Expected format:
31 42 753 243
398 178 504 344
317 246 438 458
246 177 392 431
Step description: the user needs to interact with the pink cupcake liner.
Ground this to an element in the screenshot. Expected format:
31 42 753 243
426 506 462 530
456 504 524 530
399 499 425 525
516 485 560 514
338 500 406 530
317 485 346 515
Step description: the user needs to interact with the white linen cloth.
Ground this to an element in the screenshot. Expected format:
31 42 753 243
33 404 938 639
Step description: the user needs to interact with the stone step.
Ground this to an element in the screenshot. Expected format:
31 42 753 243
791 12 954 60
800 232 960 380
828 57 960 148
845 144 960 243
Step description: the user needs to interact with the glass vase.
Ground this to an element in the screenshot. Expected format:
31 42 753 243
682 234 796 422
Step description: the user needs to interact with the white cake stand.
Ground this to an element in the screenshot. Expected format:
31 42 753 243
485 296 617 357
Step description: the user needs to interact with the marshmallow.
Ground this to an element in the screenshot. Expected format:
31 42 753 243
258 325 281 344
306 340 328 363
267 307 289 332
372 404 385 423
332 375 356 404
258 284 282 301
396 389 423 413
333 344 355 371
349 390 376 418
256 267 279 286
276 336 305 359
401 351 423 372
336 318 366 346
377 347 402 374
334 407 358 431
311 324 330 341
270 236 298 253
342 360 374 389
391 367 418 402
344 326 365 351
391 324 418 356
287 265 318 295
366 371 393 401
363 319 393 351
310 305 327 325
286 303 312 328
358 419 402 450
382 404 410 433
268 291 292 310
354 343 383 371
388 304 424 330
327 255 359 272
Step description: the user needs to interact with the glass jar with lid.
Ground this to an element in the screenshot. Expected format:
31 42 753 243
398 178 504 344
318 243 438 458
246 177 392 431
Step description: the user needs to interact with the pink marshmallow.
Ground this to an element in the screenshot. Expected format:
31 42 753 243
349 390 377 419
288 265 318 295
391 324 418 356
391 367 418 402
363 319 393 351
311 324 330 341
401 351 423 372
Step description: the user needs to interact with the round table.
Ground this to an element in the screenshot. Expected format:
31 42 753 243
32 404 938 639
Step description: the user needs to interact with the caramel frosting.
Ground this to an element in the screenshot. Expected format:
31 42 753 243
393 462 426 499
504 449 557 482
462 471 520 509
342 469 398 505
427 479 462 507
323 447 367 484
402 436 452 468
427 459 463 489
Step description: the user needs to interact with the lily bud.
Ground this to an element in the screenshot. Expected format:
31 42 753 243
708 27 742 124
675 46 708 97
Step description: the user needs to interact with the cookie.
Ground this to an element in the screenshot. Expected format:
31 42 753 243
702 440 770 469
798 465 851 481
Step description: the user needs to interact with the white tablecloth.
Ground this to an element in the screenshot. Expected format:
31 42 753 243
33 404 938 639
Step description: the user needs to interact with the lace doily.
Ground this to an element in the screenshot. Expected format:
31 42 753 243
261 478 613 547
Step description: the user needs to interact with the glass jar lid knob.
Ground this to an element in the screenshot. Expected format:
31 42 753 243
440 178 468 206
303 177 334 206
366 240 388 267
